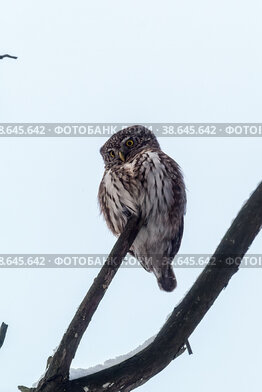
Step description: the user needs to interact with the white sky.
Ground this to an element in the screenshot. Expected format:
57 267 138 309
1 1 262 391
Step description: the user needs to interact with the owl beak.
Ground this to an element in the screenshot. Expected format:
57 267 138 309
119 151 125 162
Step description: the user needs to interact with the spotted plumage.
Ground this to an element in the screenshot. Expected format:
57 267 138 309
98 125 186 291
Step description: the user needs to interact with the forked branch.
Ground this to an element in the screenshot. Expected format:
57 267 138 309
21 182 262 392
68 181 262 391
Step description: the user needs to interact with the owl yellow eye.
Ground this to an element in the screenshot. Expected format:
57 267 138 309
109 150 115 158
126 139 134 147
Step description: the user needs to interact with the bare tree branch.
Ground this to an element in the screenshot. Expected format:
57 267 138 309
0 322 8 349
21 181 262 392
0 54 17 60
35 214 142 392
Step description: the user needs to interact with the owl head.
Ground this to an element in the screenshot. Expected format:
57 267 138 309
100 125 160 169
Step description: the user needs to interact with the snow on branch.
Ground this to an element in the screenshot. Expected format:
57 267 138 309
70 335 157 380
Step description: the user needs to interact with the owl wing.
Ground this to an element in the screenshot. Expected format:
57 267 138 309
131 149 186 255
134 149 186 220
170 215 184 257
158 151 186 257
162 150 185 230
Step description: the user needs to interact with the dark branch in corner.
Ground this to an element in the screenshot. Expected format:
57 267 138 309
0 322 8 349
21 181 262 392
0 54 18 60
34 214 143 392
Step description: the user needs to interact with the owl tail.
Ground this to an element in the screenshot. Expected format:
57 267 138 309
154 264 177 292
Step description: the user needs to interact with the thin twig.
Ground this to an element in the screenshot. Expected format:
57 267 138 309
0 322 8 349
185 339 193 355
0 54 17 60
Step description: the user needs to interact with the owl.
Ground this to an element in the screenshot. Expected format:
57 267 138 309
98 125 186 292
